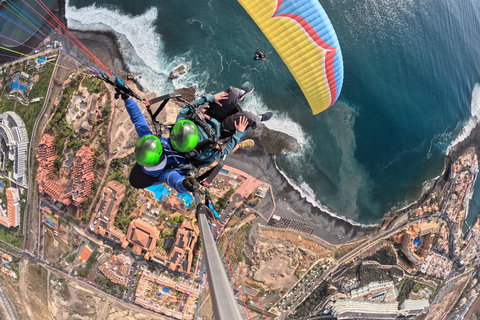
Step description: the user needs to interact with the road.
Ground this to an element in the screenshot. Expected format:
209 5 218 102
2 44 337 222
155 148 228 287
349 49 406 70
275 213 439 319
23 50 61 255
0 283 18 320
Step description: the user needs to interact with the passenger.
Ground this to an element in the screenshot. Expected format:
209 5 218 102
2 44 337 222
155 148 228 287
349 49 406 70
172 87 272 165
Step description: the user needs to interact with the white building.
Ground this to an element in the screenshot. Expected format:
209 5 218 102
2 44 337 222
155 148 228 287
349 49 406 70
399 299 429 316
331 299 398 319
0 112 29 187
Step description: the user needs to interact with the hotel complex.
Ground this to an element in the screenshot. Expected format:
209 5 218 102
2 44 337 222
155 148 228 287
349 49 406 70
36 133 95 218
400 222 440 265
0 112 29 187
89 182 199 275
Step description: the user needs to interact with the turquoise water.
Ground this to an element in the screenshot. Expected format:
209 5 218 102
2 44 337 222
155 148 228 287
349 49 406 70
64 0 480 225
177 193 193 208
146 184 192 208
146 184 170 200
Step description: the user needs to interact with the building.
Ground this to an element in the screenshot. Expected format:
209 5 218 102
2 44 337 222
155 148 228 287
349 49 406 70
77 246 92 265
36 137 95 218
70 145 95 205
98 254 132 286
36 133 56 179
399 299 429 316
330 299 398 319
401 222 440 265
0 187 20 228
89 180 127 237
0 112 29 186
4 72 33 105
126 218 159 256
165 220 198 274
134 269 199 319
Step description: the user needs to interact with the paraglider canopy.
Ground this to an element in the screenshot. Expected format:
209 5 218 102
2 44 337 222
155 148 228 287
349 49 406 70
238 0 344 114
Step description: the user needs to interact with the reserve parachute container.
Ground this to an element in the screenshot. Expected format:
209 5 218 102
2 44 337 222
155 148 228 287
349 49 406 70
238 0 344 114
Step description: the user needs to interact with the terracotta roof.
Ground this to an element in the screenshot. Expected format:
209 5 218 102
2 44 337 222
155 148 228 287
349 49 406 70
132 245 142 255
132 229 150 247
78 246 92 264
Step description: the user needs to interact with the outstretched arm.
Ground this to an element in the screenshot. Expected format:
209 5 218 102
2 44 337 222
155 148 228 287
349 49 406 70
123 97 152 138
158 169 189 193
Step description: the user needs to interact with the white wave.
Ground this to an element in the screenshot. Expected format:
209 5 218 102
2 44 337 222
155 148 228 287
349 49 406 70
239 90 306 145
447 83 480 154
65 1 193 94
273 157 378 228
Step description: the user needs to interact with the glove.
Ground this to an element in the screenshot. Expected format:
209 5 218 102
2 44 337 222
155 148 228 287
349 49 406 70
115 88 130 101
182 177 198 193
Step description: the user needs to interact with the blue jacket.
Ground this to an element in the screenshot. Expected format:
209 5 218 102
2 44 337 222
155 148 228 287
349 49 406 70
176 95 244 164
124 97 190 193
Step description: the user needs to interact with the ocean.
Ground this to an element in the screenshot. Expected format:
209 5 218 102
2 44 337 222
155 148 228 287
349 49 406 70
63 0 480 225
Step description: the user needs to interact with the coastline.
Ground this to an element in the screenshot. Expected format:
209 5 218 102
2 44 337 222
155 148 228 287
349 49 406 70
62 4 480 246
66 24 375 245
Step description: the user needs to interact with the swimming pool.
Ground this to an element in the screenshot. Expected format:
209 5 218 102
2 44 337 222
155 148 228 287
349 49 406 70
177 193 193 208
147 184 193 208
146 184 170 200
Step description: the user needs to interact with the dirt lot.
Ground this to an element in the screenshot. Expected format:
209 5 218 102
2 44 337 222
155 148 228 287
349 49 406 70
5 259 172 319
425 272 473 320
243 226 332 291
44 227 70 264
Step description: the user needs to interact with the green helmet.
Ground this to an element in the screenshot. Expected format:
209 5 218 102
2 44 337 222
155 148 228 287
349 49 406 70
135 135 163 167
171 120 199 153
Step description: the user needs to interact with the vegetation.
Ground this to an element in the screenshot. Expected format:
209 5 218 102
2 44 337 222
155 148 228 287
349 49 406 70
364 246 397 265
214 188 235 211
224 221 253 263
95 276 121 297
290 281 334 319
86 250 99 271
0 225 23 248
80 77 104 94
66 253 76 264
78 270 88 277
397 278 415 304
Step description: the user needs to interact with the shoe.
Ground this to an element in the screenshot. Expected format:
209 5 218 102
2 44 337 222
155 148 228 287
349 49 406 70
239 84 254 100
260 112 273 122
238 139 255 149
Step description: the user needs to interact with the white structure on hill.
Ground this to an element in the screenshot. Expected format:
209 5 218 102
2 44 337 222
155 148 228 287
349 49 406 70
0 112 29 187
331 299 398 319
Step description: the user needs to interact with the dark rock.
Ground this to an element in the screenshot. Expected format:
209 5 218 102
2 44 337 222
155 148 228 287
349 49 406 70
169 65 187 79
246 125 301 155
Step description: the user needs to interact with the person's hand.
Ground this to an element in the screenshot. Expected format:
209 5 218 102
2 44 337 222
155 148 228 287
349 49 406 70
234 116 249 132
115 88 130 101
214 92 228 106
182 177 199 193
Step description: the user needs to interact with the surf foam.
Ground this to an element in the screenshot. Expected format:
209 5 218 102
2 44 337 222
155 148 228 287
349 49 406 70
447 83 480 154
65 1 192 94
